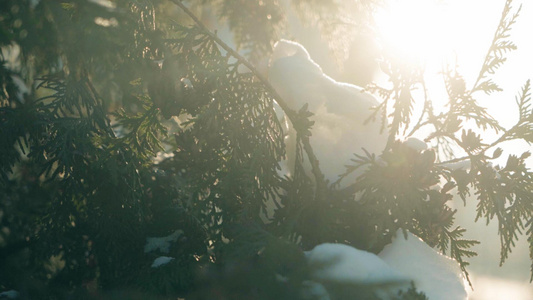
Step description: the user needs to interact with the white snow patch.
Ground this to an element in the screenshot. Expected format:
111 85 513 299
11 75 29 103
379 229 468 300
0 290 20 299
305 243 408 285
305 229 467 299
404 137 427 151
89 0 115 9
269 40 387 187
144 230 183 253
441 159 471 171
94 17 118 27
151 256 175 268
429 184 442 191
300 280 331 300
181 78 194 89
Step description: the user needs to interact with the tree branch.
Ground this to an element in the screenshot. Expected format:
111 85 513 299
170 0 326 198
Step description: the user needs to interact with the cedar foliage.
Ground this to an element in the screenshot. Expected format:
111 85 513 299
0 0 532 299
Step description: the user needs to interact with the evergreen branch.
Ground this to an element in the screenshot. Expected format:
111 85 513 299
471 80 533 148
471 0 520 93
516 79 532 121
169 0 326 199
168 0 284 111
443 226 479 287
528 218 533 282
509 80 533 143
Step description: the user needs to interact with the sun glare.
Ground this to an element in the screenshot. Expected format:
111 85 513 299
373 0 506 111
374 0 457 66
373 0 500 72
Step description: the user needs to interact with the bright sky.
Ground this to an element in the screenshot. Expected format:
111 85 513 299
374 0 533 92
374 0 533 297
375 0 533 159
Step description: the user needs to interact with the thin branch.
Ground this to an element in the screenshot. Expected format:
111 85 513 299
407 80 431 137
437 155 470 167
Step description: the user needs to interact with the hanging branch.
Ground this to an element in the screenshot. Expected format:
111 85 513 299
471 0 521 93
169 0 326 199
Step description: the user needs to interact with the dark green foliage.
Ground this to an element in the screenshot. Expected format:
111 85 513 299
397 284 429 300
1 0 532 299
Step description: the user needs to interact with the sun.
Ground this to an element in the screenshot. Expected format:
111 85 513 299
373 0 457 66
372 0 506 113
373 0 503 73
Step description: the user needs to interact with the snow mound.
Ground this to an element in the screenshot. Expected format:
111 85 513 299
404 137 427 151
300 280 331 300
269 39 387 187
305 230 467 299
144 230 183 253
379 230 468 300
306 243 408 285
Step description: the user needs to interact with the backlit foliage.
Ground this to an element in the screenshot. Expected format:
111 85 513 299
1 0 532 299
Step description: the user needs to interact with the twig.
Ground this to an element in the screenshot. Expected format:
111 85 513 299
169 0 326 197
471 0 519 92
407 80 432 137
437 155 470 167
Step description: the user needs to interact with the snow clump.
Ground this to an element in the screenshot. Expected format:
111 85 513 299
305 229 467 299
144 229 183 253
151 256 175 268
